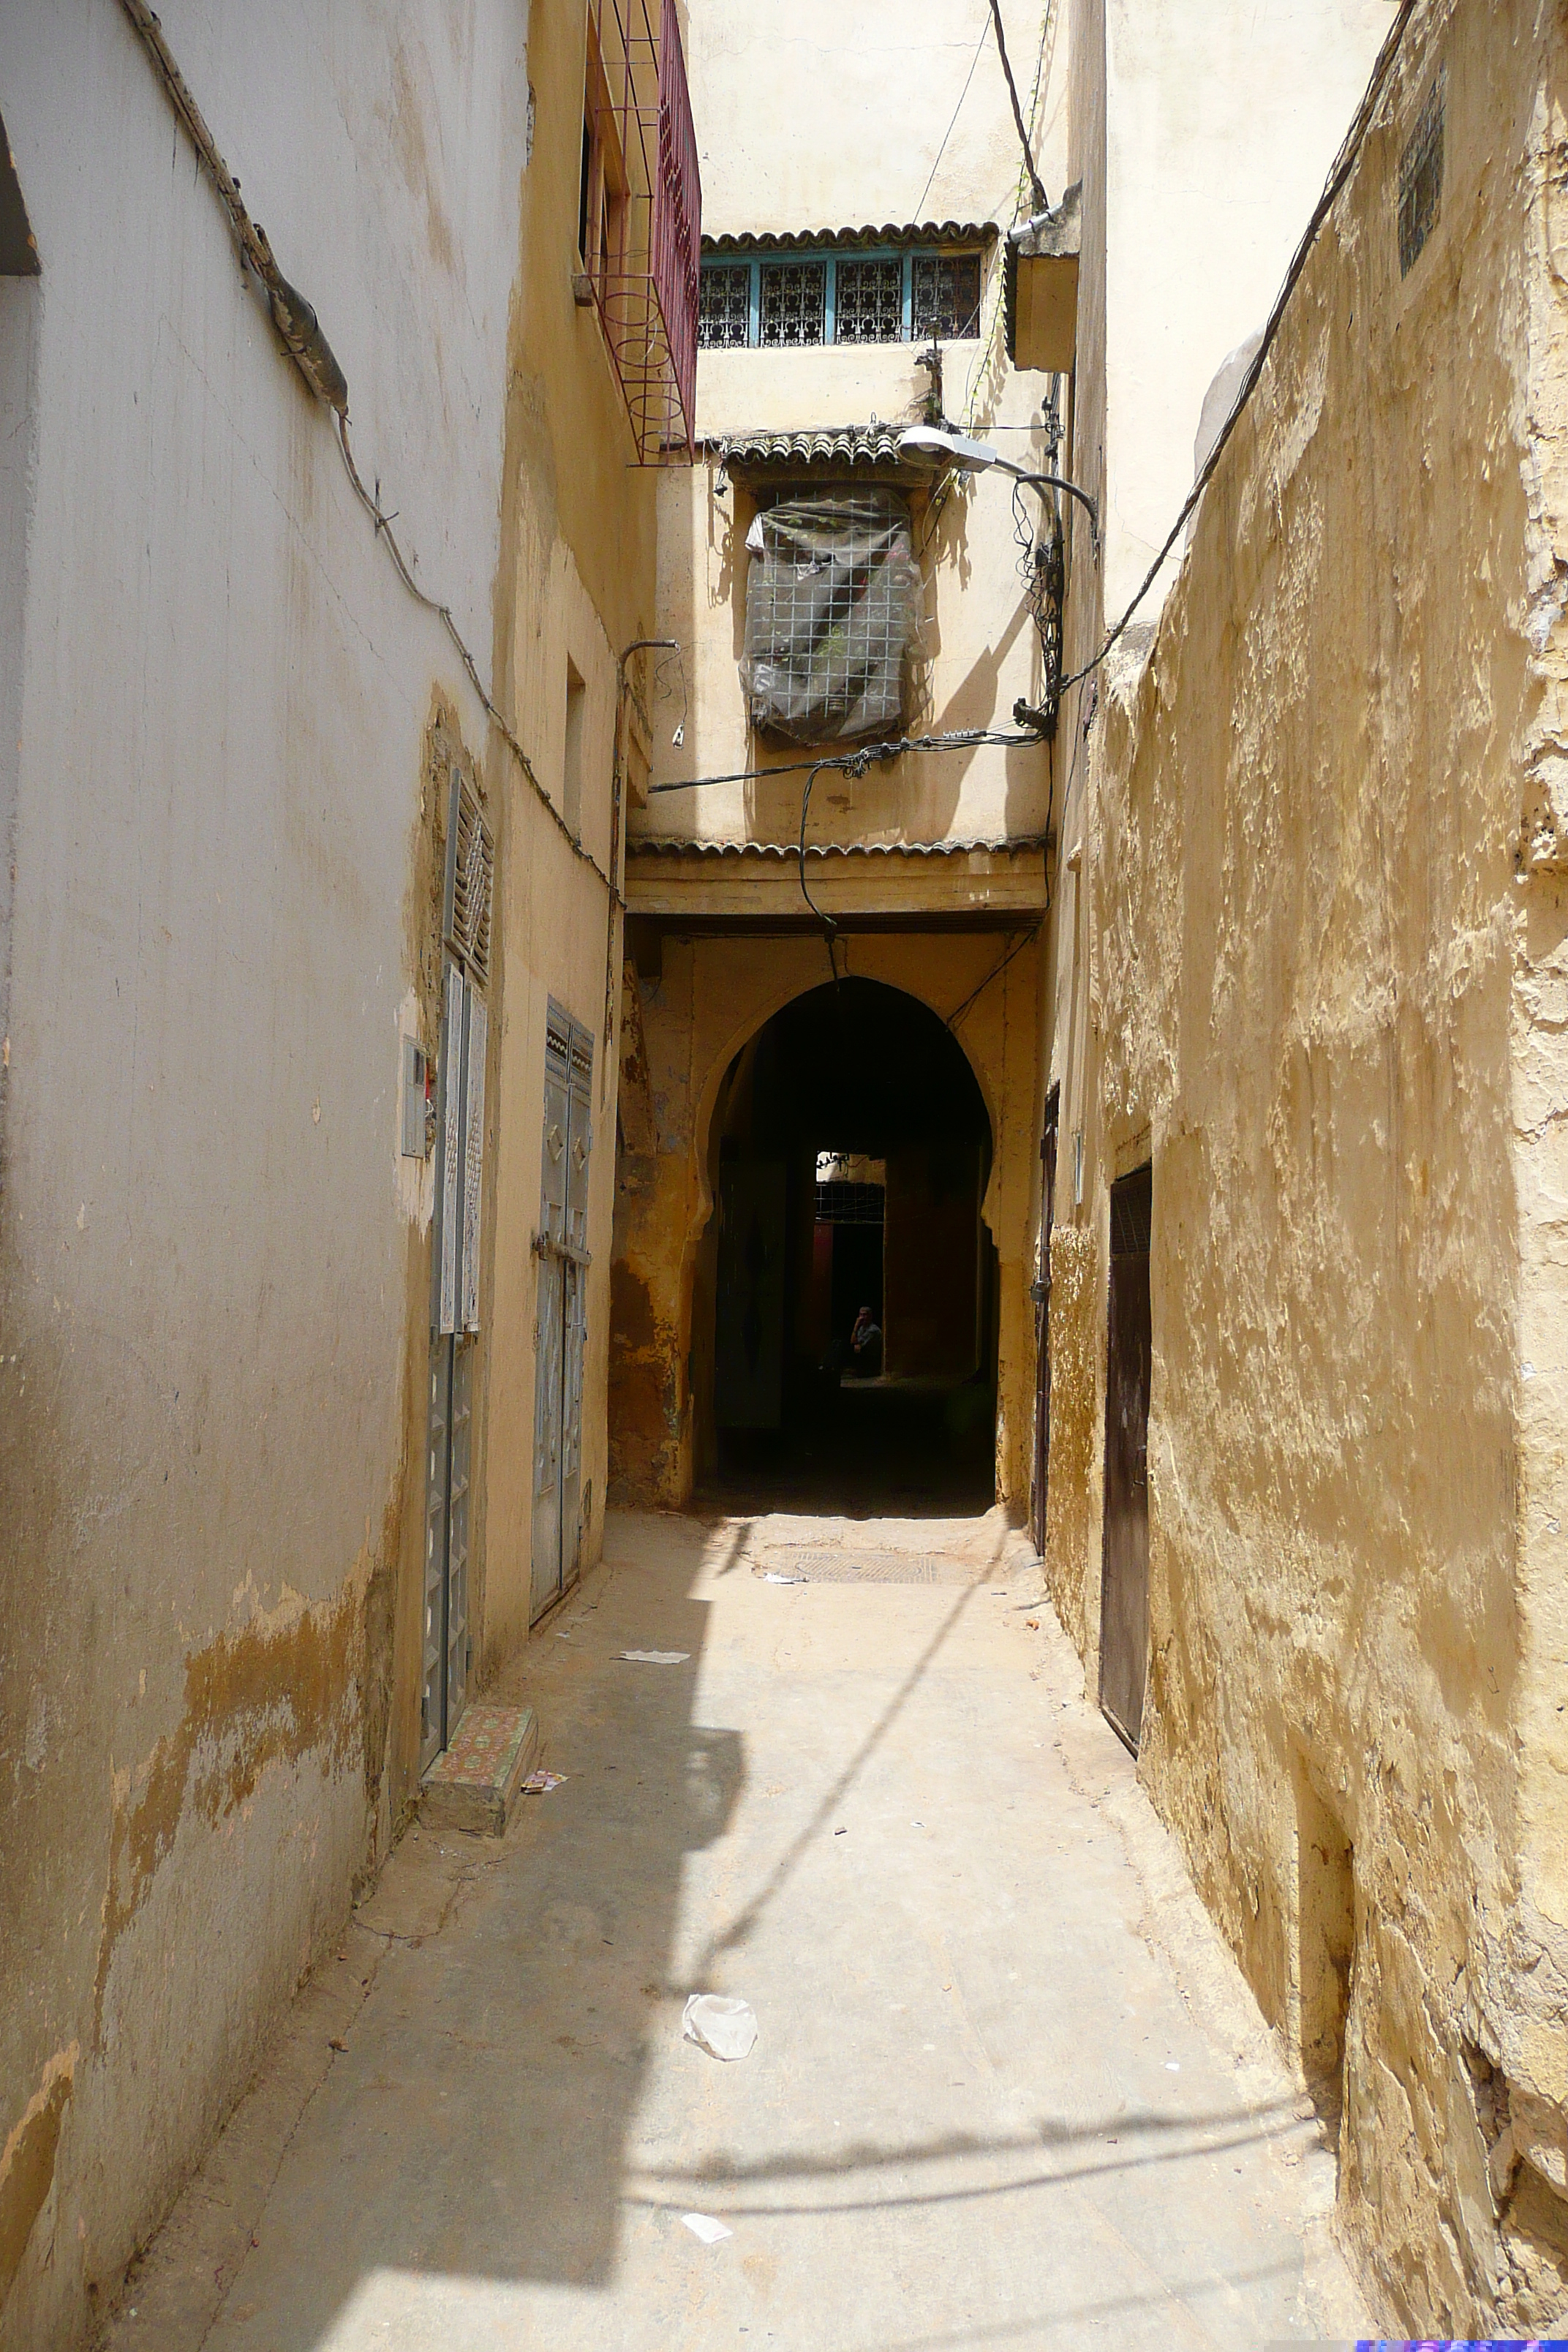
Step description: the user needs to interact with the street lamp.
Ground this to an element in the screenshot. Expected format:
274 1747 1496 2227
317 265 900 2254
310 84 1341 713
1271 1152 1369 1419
896 423 1098 558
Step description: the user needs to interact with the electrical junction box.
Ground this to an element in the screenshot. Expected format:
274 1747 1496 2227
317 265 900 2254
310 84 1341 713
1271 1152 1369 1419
402 1035 431 1158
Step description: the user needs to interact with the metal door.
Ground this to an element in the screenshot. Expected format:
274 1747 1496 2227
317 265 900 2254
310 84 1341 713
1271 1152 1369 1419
1098 1163 1152 1754
1030 1083 1060 1556
421 957 487 1772
532 1002 594 1621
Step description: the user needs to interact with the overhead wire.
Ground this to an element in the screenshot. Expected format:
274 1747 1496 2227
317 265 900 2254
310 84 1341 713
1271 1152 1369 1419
1058 0 1419 698
116 0 617 900
645 725 1049 796
913 7 995 223
987 0 1049 213
943 926 1036 1034
796 761 843 986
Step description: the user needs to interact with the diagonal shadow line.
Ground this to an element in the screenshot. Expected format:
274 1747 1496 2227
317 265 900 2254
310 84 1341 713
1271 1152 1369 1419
679 1544 998 1978
624 2114 1313 2219
633 2096 1308 2187
843 2258 1305 2352
706 1518 755 1576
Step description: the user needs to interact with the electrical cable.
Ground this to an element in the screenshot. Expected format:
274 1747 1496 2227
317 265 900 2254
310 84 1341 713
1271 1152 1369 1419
913 6 995 224
956 0 1052 437
1058 0 1418 698
987 0 1048 215
117 0 617 900
646 725 1047 796
943 926 1036 1033
796 761 842 985
333 415 613 895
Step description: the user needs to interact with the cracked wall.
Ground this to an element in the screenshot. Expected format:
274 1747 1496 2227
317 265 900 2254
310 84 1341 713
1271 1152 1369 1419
1044 0 1568 2325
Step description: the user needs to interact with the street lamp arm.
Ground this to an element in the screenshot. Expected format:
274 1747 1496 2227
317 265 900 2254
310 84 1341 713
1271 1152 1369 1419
989 459 1099 556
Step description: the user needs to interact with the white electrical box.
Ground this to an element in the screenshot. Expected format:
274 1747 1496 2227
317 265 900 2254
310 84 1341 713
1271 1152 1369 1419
401 1035 430 1158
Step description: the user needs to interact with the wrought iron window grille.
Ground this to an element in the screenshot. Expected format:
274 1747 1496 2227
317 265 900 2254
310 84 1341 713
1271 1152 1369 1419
834 257 903 344
760 260 827 346
578 0 701 461
911 252 982 342
698 244 985 350
698 263 750 348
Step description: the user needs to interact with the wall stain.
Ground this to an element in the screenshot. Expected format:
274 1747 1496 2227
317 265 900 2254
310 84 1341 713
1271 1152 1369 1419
0 2046 75 2309
92 1592 364 2048
607 1257 679 1500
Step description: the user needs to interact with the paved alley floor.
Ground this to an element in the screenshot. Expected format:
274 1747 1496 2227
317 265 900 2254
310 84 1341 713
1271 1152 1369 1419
107 1510 1368 2351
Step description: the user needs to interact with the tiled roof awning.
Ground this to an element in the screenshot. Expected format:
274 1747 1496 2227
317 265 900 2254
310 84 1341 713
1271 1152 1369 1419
708 423 921 483
625 832 1051 927
703 221 998 256
630 835 1050 859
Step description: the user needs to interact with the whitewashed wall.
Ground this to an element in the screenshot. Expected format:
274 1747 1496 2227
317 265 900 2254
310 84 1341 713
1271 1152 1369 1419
0 6 530 2342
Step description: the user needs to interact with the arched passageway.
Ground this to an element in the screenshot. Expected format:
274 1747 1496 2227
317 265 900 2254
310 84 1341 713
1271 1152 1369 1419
693 977 998 1513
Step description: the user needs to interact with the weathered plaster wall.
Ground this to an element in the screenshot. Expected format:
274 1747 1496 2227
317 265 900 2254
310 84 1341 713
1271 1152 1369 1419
610 931 1041 1511
1044 0 1568 2323
1098 0 1398 619
687 0 1068 240
0 1 651 2342
475 0 660 1671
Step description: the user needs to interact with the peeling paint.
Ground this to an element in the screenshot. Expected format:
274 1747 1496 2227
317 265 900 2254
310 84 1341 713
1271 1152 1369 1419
92 1586 366 2045
0 2046 75 2307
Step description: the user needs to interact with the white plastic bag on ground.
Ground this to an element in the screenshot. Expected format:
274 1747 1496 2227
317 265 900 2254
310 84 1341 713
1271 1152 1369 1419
682 1994 758 2061
682 2212 732 2243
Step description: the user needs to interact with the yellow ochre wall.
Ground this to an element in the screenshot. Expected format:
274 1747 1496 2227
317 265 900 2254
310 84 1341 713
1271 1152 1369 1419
1043 0 1568 2324
454 0 664 1708
611 929 1042 1511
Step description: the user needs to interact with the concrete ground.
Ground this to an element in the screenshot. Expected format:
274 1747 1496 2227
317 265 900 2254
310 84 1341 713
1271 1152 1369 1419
105 1509 1370 2351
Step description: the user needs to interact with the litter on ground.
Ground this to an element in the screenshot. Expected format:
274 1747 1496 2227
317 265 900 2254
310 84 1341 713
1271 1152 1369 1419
682 1994 758 2061
521 1771 565 1793
619 1651 690 1665
681 2212 732 2244
763 1571 806 1584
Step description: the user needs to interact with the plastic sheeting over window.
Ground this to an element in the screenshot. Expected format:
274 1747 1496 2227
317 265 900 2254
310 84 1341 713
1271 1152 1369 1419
740 489 919 744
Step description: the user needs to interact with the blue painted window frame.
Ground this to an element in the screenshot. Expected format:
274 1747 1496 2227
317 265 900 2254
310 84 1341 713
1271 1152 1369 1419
698 246 983 350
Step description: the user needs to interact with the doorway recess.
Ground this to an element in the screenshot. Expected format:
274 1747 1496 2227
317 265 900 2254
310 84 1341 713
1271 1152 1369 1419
696 977 997 1515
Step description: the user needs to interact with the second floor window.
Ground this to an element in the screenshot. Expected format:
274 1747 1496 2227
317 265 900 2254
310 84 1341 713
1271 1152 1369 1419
698 244 985 350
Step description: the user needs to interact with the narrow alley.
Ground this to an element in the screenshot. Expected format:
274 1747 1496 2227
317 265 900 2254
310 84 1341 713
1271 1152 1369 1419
6 0 1568 2340
108 1512 1358 2350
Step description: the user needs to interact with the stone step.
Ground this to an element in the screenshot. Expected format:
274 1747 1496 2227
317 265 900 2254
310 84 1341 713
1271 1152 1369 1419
421 1701 540 1836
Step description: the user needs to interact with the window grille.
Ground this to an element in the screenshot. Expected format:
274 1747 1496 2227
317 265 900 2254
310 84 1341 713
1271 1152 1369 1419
834 257 902 344
815 1180 886 1226
912 253 982 341
741 488 918 744
699 245 984 350
698 263 750 347
443 766 494 990
1398 69 1444 278
759 260 826 346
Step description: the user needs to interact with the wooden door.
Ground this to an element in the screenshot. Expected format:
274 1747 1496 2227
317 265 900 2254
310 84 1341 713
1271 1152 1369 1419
1098 1164 1152 1753
532 1001 595 1622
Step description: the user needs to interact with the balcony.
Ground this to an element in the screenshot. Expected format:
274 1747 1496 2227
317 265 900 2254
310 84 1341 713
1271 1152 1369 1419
580 0 701 462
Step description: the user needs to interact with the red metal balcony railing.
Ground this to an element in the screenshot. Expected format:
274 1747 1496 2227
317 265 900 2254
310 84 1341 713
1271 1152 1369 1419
584 0 701 462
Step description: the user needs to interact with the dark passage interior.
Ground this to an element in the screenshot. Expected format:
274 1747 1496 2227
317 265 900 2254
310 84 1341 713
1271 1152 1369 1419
695 976 997 1515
